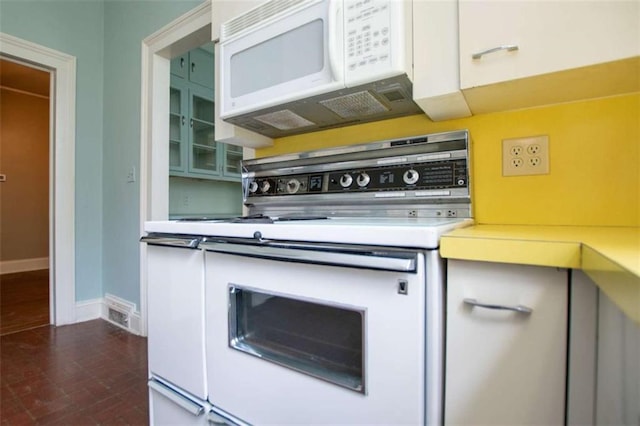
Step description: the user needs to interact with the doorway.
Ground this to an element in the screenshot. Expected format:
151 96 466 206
0 59 50 335
0 33 77 327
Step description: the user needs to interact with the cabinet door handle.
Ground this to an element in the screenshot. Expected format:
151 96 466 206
191 62 196 73
472 45 519 60
190 118 193 128
181 115 185 126
180 57 185 68
463 298 532 314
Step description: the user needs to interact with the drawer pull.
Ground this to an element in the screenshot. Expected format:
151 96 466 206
463 298 532 314
472 45 519 60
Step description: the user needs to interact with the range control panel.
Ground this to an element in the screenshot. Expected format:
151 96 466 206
242 130 471 212
247 159 468 196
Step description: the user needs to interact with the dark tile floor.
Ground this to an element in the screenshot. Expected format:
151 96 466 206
1 270 50 336
1 319 148 425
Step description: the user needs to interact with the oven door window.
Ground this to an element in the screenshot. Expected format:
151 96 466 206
228 285 365 393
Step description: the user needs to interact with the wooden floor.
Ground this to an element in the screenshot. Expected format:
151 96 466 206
0 319 149 425
1 270 50 336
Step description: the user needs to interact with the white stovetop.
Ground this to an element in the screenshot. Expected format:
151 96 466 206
144 217 473 249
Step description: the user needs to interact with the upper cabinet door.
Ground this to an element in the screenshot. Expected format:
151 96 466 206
189 48 214 89
459 0 640 89
171 54 188 79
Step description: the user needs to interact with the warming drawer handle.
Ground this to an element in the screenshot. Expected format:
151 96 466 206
463 298 533 314
148 380 205 416
471 44 519 60
207 411 239 426
140 235 200 249
200 241 417 272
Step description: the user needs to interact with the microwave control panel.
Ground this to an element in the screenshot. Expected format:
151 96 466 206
345 0 401 79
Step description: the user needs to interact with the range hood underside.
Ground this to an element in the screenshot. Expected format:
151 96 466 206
223 75 424 138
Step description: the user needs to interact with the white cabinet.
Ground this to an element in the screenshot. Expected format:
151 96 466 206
458 0 640 113
568 270 640 425
411 0 470 121
594 279 640 425
445 260 568 425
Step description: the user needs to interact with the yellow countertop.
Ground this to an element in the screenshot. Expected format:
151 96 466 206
440 225 640 323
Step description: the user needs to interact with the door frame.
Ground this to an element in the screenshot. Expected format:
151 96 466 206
0 32 77 325
139 1 212 336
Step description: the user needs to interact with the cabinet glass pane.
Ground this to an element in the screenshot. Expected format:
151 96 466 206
192 120 215 147
192 145 217 172
225 144 243 175
169 141 182 168
192 95 214 123
170 87 182 114
170 114 182 141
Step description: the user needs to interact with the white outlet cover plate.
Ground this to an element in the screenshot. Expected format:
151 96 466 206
502 135 550 176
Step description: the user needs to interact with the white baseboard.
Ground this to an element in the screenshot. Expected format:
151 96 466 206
75 298 102 322
75 296 142 336
0 257 49 274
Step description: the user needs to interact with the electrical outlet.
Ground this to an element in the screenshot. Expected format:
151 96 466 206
502 135 550 176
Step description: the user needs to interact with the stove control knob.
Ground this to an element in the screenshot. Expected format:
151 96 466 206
356 172 370 187
340 173 353 188
260 180 271 193
403 169 419 185
286 178 301 194
248 181 259 194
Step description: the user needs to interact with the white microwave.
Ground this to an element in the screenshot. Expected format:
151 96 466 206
219 0 420 138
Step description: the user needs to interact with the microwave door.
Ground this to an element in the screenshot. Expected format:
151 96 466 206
220 0 344 119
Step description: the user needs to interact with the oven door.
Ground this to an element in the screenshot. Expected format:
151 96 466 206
202 239 436 425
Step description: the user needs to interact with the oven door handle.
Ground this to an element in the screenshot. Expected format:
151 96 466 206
199 241 417 272
140 233 201 249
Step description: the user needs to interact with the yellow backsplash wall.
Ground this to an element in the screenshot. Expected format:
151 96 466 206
257 93 639 227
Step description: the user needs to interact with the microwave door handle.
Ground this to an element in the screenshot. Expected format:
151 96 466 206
327 0 343 82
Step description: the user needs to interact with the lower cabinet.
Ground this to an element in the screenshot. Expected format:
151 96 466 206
445 260 568 425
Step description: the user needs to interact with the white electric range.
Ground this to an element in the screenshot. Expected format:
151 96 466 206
142 129 472 425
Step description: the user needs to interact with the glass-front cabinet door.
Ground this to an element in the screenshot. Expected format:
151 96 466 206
169 82 188 173
169 45 242 182
222 143 243 178
189 85 218 176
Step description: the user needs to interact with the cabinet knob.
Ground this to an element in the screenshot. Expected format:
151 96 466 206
472 45 519 60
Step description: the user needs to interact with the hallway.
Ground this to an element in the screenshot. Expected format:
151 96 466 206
0 319 148 425
1 270 49 336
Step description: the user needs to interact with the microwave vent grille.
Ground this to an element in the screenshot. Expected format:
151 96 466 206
222 0 311 41
254 109 316 131
320 91 389 119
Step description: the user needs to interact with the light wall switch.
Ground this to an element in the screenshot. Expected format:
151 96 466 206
127 166 136 183
502 135 550 176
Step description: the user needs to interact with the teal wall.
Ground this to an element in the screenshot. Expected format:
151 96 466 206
0 0 201 307
169 177 243 217
0 0 105 301
102 0 200 307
